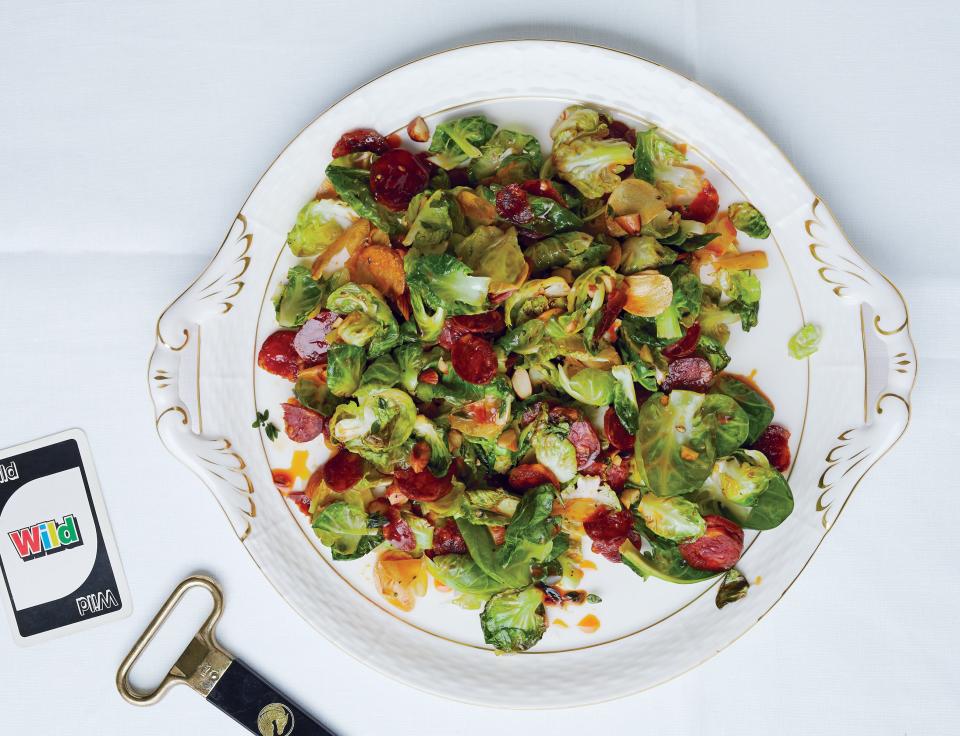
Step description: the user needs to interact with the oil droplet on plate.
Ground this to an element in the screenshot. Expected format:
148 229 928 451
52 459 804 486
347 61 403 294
577 614 600 633
580 560 597 571
552 618 568 629
754 575 763 585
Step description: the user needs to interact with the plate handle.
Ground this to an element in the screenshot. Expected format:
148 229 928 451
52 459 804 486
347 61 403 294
805 198 916 528
147 215 256 539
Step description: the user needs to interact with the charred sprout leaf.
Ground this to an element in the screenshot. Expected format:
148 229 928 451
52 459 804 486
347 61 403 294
549 105 606 146
619 235 677 274
633 126 685 184
636 390 716 497
636 493 705 541
357 353 400 393
453 225 526 291
325 163 402 235
697 334 731 373
532 426 578 484
718 269 761 331
524 232 596 273
503 277 570 327
469 128 543 181
526 194 584 235
701 393 750 456
709 375 774 445
788 323 822 359
329 388 417 463
728 202 771 239
412 414 452 477
715 568 749 608
553 136 635 199
480 586 547 653
274 266 324 328
327 343 366 397
611 364 640 434
403 190 462 254
327 282 400 358
394 344 442 392
312 500 383 560
699 451 794 531
619 525 718 584
428 115 497 170
405 252 490 316
497 320 547 355
294 374 344 417
557 365 615 406
658 219 720 252
286 199 344 257
427 555 506 597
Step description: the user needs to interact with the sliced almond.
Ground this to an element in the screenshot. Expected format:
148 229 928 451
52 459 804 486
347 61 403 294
406 116 430 143
456 190 497 225
511 367 532 399
623 272 674 317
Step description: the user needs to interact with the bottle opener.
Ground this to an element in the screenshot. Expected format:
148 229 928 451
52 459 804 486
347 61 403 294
117 575 335 735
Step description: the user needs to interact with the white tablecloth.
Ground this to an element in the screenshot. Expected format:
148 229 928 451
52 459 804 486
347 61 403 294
1 1 956 733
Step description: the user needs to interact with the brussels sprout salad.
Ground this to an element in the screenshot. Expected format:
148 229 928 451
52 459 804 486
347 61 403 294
256 105 795 653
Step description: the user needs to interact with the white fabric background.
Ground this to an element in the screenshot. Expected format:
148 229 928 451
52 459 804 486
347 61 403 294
1 1 957 733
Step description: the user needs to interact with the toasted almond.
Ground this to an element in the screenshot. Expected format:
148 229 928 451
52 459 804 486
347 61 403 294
316 179 337 199
605 241 623 270
497 428 519 452
623 272 674 317
407 115 430 143
456 190 497 225
447 429 463 453
437 356 449 374
614 214 642 235
511 367 532 399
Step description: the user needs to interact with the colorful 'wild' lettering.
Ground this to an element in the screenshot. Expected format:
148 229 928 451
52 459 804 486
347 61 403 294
8 515 83 561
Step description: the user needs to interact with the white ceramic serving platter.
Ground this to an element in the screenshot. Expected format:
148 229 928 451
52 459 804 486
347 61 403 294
148 41 916 707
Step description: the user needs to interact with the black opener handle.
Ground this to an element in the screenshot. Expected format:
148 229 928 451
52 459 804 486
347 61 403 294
206 658 336 736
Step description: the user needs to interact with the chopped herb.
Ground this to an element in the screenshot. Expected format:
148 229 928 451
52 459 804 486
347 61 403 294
586 593 602 604
788 323 822 359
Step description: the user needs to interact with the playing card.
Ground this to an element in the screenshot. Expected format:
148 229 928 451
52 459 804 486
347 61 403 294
0 429 130 645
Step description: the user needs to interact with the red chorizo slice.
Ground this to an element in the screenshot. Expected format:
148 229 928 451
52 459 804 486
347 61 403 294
595 285 627 344
331 128 392 158
451 333 497 385
603 458 631 493
427 519 467 558
383 507 416 552
293 311 339 363
392 467 453 502
751 424 791 472
662 322 701 360
281 402 325 442
661 356 713 392
438 311 505 351
679 515 744 571
569 420 601 469
322 449 364 492
495 183 534 225
603 407 635 452
508 463 560 490
583 507 634 562
258 330 303 381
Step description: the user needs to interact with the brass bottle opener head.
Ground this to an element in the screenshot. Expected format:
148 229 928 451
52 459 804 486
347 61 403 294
116 575 233 705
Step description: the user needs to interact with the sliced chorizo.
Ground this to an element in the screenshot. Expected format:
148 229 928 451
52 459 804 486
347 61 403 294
451 333 497 385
